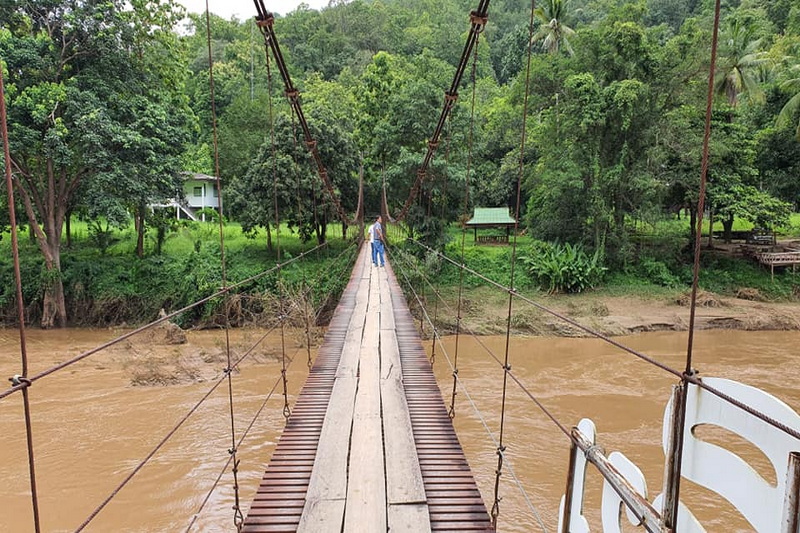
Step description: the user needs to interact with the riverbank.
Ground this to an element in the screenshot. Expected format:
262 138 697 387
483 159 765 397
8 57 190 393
419 285 800 338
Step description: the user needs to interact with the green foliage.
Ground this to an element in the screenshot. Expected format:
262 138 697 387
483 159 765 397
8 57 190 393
635 256 681 287
520 241 607 293
0 221 356 327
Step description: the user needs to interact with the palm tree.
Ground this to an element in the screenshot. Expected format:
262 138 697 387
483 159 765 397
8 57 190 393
532 0 575 56
777 63 800 139
715 19 768 109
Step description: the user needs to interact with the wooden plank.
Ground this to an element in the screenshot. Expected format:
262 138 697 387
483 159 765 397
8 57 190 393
297 376 356 529
296 499 346 533
344 271 386 530
388 504 433 533
379 267 395 331
382 367 428 505
380 275 429 525
336 267 369 379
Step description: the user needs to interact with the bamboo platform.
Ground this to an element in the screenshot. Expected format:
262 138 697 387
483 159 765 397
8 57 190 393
242 245 493 532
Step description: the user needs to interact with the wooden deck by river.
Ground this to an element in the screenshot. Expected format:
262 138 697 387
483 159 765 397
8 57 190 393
241 246 493 532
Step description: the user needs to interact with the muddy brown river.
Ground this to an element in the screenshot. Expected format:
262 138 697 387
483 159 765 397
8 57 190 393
1 327 798 532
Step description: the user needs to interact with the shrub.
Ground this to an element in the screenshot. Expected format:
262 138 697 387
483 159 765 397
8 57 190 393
520 242 606 294
637 257 680 287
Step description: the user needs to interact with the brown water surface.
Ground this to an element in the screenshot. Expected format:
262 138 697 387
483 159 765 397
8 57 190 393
431 330 800 533
1 328 798 532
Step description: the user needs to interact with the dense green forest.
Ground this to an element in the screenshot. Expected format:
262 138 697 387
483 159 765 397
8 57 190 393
1 0 800 327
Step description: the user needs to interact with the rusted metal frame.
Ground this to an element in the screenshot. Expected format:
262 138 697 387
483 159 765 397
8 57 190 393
253 4 351 227
661 383 684 530
784 452 800 533
560 438 580 533
1 52 42 533
572 429 663 533
395 0 490 221
666 0 723 527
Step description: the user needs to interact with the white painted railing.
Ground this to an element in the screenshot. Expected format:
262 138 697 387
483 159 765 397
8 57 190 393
560 378 800 532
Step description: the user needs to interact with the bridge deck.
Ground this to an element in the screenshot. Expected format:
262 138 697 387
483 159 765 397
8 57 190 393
242 246 493 532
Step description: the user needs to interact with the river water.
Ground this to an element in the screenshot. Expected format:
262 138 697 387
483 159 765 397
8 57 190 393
1 327 798 532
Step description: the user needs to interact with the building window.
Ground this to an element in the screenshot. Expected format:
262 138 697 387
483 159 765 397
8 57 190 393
212 187 219 198
193 186 203 197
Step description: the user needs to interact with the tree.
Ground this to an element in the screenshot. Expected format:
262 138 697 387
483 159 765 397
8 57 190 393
776 63 800 140
715 18 768 109
228 107 359 248
532 0 576 55
0 0 189 326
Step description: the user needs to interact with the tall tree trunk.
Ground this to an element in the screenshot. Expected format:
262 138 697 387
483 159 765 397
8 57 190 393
65 208 72 248
15 162 70 327
40 225 67 328
722 214 735 243
315 220 323 245
707 206 714 248
266 221 273 252
135 204 146 258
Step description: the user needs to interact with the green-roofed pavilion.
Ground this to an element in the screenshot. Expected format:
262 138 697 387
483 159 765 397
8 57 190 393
465 207 517 244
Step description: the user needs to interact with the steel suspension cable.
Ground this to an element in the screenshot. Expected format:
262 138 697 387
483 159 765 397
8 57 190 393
392 252 548 532
0 52 41 533
204 3 244 528
664 0 723 525
289 105 315 370
448 26 482 421
408 238 800 443
0 244 327 401
264 45 291 421
253 0 352 226
491 0 536 524
74 328 272 533
395 0 490 221
185 329 295 532
430 118 454 367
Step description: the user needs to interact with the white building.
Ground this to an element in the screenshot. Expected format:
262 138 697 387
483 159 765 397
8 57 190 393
158 173 222 221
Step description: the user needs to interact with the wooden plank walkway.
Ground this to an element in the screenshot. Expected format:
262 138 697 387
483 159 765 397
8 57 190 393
242 245 493 532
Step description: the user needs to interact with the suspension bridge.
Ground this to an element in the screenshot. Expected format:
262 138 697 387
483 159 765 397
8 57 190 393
242 246 492 532
3 0 800 531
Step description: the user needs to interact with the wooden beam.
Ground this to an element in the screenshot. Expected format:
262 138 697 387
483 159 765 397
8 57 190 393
344 267 387 530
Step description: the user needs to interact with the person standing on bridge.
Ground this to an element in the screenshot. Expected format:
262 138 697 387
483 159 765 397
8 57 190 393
368 219 377 266
373 215 386 267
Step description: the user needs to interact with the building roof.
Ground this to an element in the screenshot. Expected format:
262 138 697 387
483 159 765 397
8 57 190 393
465 207 516 226
181 172 220 182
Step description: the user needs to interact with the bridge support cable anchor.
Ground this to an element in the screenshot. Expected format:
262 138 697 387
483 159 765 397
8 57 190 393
490 444 507 526
228 448 245 532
